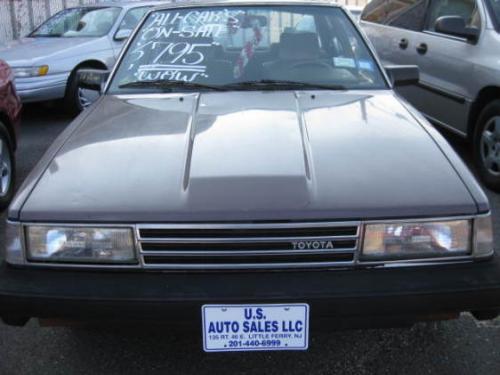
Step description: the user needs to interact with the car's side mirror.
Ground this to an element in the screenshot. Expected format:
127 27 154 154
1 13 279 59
77 69 110 93
384 65 419 87
434 16 479 42
114 29 132 41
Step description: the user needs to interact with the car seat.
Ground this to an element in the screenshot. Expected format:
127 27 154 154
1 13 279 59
263 32 337 82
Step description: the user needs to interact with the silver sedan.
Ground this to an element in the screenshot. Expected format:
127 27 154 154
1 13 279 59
0 1 165 114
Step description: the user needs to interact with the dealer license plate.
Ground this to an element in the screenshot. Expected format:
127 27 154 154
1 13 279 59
202 303 309 352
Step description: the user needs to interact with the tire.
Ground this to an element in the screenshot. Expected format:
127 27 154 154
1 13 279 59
0 121 15 210
64 67 101 116
473 100 500 192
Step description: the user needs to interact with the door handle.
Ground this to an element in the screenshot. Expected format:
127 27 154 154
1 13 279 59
416 43 428 54
399 38 409 49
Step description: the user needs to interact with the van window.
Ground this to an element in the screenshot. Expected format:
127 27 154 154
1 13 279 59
426 0 480 31
361 0 428 31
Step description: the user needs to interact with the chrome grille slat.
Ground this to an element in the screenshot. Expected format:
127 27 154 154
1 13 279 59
137 221 361 230
140 248 357 256
137 222 360 270
138 235 359 243
140 240 356 251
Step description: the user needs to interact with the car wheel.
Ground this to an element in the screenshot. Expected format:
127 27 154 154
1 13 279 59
64 67 101 116
0 121 15 210
474 100 500 192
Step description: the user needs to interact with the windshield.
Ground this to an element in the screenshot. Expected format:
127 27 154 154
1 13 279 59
108 5 387 93
31 7 121 38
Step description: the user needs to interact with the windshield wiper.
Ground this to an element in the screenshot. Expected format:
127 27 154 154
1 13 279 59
118 80 227 92
222 80 347 91
118 79 346 92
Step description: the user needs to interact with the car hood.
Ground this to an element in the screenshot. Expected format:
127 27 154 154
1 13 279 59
0 37 102 66
17 90 480 222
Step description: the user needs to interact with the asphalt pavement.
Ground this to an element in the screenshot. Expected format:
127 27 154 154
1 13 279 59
0 104 499 375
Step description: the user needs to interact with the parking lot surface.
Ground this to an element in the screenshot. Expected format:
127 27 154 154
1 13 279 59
1 104 499 375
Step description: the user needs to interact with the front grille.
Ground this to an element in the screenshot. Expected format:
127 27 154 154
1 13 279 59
137 222 360 270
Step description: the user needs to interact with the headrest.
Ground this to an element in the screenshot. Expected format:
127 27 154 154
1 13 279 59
279 32 321 60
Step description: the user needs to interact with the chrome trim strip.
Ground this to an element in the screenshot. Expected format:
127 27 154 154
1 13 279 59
360 255 474 267
370 259 473 268
140 261 356 270
422 30 472 44
12 262 142 270
417 81 467 104
22 223 137 228
361 215 475 224
353 219 364 265
424 113 468 138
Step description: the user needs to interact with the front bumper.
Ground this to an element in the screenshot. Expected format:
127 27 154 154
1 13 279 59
1 256 500 328
14 73 69 103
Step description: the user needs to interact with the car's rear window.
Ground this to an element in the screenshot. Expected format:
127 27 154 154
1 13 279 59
108 5 387 93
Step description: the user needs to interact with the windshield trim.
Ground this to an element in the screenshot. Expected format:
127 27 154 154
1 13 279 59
104 4 391 95
29 6 122 38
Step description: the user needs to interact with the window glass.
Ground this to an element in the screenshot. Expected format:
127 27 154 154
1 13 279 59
361 0 387 23
361 0 427 31
487 0 500 29
177 9 313 49
118 7 151 32
295 15 317 32
31 7 121 37
426 0 480 31
108 5 387 93
387 0 428 30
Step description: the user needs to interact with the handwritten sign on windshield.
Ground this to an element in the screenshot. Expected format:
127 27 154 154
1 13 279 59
127 9 244 83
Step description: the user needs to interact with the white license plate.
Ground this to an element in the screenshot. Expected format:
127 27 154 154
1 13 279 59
202 303 309 352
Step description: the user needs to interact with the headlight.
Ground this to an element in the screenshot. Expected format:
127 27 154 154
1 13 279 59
25 226 136 264
13 65 49 78
362 220 471 260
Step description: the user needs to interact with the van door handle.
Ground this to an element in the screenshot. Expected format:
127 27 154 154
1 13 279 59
399 38 409 49
416 43 428 54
